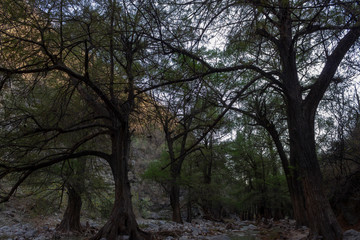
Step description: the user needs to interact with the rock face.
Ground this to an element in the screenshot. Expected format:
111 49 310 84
129 130 169 217
343 229 360 240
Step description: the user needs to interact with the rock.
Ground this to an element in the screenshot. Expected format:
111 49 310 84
179 236 189 240
4 211 15 217
149 212 161 220
15 229 26 236
207 235 231 240
23 223 31 230
145 223 160 232
343 229 360 240
225 223 234 230
0 225 11 231
13 223 22 228
34 236 47 240
42 225 49 231
158 209 172 220
84 220 100 228
289 219 296 225
240 224 257 231
190 226 200 235
24 229 37 238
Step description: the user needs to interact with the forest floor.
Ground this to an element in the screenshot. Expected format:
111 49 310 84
0 197 310 240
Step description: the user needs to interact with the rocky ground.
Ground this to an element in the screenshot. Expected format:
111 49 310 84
1 198 359 240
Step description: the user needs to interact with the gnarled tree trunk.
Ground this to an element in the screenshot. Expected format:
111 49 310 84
287 102 343 239
57 159 86 233
56 185 83 233
91 120 151 240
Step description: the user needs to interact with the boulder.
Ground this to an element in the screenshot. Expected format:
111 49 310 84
343 229 360 240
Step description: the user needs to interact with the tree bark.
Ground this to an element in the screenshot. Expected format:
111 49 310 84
170 159 183 223
274 2 350 237
201 135 214 219
287 178 308 226
165 128 185 224
264 122 308 225
287 102 343 239
91 120 151 240
170 183 183 223
56 185 83 233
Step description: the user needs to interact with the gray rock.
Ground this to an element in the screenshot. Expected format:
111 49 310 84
145 223 160 232
240 224 257 231
158 209 172 220
179 237 189 240
149 212 161 220
207 235 231 240
23 223 31 230
191 226 200 235
24 229 37 238
0 226 12 232
15 229 26 236
343 229 360 240
85 220 100 228
201 227 209 234
33 236 47 240
42 225 49 231
13 223 22 228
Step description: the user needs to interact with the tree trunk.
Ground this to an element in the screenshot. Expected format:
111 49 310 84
287 106 343 239
56 185 83 233
288 179 308 226
261 119 308 225
170 177 183 223
91 121 150 240
202 136 214 219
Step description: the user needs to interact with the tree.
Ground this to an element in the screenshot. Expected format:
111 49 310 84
0 0 155 239
149 74 214 223
318 83 360 227
148 1 360 238
228 87 308 225
226 120 292 220
0 67 92 232
56 159 86 233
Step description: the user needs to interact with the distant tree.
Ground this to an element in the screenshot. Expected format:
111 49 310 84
148 75 213 223
227 120 291 220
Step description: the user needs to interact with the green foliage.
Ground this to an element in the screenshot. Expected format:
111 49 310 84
132 193 151 218
223 128 291 218
142 150 171 184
